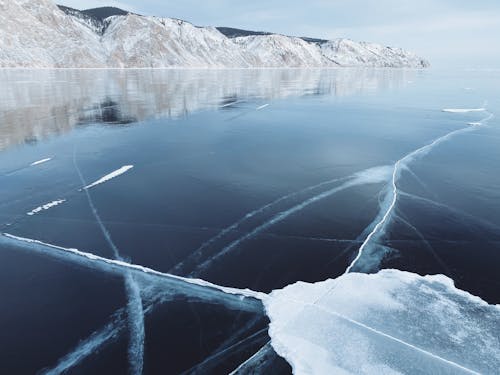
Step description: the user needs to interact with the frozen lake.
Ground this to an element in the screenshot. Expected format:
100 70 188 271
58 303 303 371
0 69 499 374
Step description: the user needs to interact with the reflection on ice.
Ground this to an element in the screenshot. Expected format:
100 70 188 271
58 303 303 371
0 69 416 151
265 269 500 375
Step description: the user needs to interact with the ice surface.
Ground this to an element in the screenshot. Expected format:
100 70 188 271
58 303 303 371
26 199 65 216
41 284 181 375
42 313 124 374
0 231 261 373
83 165 133 190
265 269 500 375
192 166 392 275
347 110 494 273
72 153 144 374
171 174 352 275
228 342 276 374
0 233 265 302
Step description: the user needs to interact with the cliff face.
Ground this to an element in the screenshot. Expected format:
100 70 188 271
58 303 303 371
0 0 429 68
0 0 108 67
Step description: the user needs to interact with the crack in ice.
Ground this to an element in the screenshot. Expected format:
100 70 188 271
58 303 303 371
1 229 264 374
171 174 352 275
228 342 275 375
190 166 392 276
73 150 144 375
5 104 495 374
346 110 494 273
1 233 266 301
40 287 175 375
299 299 481 375
399 190 500 233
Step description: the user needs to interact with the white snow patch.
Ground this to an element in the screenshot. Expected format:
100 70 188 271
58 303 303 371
442 108 485 113
256 104 269 110
83 165 134 190
265 270 500 375
27 199 66 216
30 157 52 166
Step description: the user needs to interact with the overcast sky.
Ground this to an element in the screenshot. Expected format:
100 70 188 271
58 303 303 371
58 0 500 68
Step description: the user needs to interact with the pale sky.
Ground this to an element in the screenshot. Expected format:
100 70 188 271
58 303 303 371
58 0 500 68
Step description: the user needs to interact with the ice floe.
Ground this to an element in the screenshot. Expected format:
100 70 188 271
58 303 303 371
264 269 500 375
26 199 66 216
83 165 133 190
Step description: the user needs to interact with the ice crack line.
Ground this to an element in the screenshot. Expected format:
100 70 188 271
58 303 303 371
40 286 176 375
346 110 494 273
298 299 481 374
189 166 392 277
1 233 266 301
1 231 265 374
73 149 144 375
171 174 352 275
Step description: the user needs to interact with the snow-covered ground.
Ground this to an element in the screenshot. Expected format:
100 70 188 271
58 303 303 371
0 0 429 68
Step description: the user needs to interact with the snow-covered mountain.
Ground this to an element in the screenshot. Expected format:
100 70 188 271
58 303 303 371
0 0 429 68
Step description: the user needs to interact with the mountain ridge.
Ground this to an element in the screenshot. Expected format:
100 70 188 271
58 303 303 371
0 0 429 68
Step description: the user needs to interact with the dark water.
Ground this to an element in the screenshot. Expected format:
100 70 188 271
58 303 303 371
0 68 499 374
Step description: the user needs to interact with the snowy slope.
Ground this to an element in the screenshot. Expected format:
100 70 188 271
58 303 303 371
0 0 429 68
321 39 429 68
233 34 335 67
0 0 107 67
102 15 251 68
